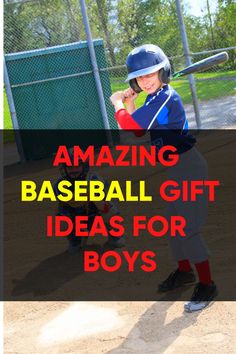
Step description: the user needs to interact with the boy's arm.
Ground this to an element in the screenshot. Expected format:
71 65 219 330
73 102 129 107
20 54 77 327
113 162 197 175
115 109 144 131
110 91 144 136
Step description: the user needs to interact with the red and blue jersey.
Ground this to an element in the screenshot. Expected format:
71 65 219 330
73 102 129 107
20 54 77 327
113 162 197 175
115 85 195 154
132 85 188 130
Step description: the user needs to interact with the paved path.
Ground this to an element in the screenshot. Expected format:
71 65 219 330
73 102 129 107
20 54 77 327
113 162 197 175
186 95 236 129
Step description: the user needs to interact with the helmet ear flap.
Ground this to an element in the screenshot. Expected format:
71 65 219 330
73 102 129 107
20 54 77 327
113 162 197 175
129 79 142 93
159 68 171 84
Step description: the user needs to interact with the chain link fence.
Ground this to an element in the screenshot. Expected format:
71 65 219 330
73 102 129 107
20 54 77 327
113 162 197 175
4 0 236 131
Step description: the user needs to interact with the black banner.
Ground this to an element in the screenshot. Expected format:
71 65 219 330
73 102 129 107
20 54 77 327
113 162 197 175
2 130 236 300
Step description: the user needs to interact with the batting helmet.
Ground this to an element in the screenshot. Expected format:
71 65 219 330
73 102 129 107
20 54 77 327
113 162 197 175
59 147 89 182
125 44 171 93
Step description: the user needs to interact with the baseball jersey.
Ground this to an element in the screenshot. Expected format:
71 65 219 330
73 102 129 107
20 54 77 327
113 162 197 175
115 85 196 154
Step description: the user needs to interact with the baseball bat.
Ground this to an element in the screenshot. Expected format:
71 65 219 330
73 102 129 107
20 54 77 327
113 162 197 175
172 51 229 78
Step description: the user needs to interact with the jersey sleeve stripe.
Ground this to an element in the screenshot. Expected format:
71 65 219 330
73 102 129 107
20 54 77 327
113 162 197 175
147 90 172 130
182 118 188 132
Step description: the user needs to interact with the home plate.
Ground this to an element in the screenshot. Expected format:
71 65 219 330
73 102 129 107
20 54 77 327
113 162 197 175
38 302 123 346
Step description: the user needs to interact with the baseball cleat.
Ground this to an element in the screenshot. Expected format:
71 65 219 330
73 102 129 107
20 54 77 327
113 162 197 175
158 269 196 292
184 281 218 313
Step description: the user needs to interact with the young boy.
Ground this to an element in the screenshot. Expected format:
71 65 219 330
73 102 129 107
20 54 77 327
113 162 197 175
54 148 125 254
110 44 218 312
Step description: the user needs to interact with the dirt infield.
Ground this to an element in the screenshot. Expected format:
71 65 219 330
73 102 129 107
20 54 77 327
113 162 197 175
3 130 236 352
4 301 236 353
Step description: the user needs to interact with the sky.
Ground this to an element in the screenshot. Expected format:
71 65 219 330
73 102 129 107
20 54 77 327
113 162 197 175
184 0 218 16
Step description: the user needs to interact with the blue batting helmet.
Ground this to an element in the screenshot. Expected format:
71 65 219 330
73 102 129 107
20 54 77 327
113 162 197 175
126 44 171 93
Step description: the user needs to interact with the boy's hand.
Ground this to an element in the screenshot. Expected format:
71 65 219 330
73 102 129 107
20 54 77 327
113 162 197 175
122 88 138 114
110 89 138 113
110 91 124 105
110 91 126 112
123 88 138 104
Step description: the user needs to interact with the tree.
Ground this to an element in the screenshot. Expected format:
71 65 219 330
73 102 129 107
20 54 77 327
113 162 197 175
65 0 81 42
214 0 236 47
4 0 84 53
114 0 140 63
94 0 116 65
206 0 216 49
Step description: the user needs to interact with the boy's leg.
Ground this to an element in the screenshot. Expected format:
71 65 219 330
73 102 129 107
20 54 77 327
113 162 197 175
184 260 218 312
168 198 218 311
159 192 214 294
159 148 218 309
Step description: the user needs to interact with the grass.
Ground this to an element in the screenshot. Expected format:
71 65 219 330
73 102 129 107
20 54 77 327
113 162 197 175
4 90 15 143
4 89 12 129
111 70 236 106
4 70 236 132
